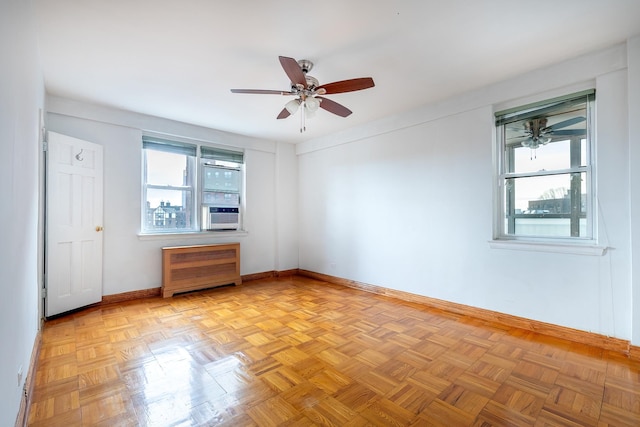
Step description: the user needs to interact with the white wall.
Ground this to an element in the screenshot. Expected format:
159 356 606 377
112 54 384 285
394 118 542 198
297 42 637 343
629 35 640 345
275 142 299 271
47 98 298 296
0 0 44 425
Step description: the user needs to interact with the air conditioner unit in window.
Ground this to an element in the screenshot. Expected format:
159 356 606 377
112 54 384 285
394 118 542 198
203 206 239 231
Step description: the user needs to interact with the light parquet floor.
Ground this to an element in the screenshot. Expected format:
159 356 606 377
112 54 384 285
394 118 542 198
28 276 640 426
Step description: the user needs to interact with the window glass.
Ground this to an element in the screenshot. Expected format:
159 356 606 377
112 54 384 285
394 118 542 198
145 188 193 230
509 140 572 173
146 150 190 186
203 167 241 192
202 191 240 206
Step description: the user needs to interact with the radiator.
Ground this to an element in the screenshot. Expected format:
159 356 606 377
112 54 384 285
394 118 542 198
161 243 241 298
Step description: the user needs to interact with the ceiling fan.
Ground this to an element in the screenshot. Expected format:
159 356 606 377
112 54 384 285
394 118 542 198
508 116 586 149
231 56 375 132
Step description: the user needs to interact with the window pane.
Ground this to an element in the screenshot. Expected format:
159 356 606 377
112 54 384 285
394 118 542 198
203 166 240 192
506 174 572 213
202 191 240 205
509 139 571 173
146 150 190 186
504 173 587 237
144 188 193 230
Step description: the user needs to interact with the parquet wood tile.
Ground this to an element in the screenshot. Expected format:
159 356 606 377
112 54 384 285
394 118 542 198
28 276 640 426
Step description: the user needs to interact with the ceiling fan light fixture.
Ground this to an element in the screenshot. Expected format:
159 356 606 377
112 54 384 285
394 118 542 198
305 96 320 112
521 136 551 149
285 99 300 114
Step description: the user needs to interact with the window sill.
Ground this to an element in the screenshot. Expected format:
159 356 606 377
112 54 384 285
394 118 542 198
138 230 248 241
488 239 607 256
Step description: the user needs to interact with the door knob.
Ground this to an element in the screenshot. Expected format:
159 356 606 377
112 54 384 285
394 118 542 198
95 226 104 232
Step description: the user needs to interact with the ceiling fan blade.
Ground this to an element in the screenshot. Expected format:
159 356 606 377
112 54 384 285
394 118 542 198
231 89 293 95
276 108 290 120
317 96 352 117
550 129 586 136
279 56 307 88
317 77 375 94
547 116 586 131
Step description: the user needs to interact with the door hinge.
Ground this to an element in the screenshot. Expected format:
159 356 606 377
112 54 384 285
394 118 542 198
41 288 47 299
42 141 48 152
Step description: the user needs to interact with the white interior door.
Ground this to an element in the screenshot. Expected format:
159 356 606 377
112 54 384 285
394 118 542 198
46 131 103 317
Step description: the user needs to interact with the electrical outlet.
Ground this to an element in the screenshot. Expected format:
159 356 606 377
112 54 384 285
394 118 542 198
17 365 23 387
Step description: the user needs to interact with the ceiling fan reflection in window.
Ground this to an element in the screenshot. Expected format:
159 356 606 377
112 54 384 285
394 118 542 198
230 56 375 132
508 116 586 149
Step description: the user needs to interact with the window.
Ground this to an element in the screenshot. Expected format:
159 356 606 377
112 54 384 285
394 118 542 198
142 136 244 233
200 146 243 231
494 90 595 241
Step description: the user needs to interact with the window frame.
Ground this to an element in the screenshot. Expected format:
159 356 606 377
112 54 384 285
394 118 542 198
141 135 245 235
493 90 597 246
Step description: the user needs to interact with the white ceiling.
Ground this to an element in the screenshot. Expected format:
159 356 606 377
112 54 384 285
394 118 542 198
35 1 640 144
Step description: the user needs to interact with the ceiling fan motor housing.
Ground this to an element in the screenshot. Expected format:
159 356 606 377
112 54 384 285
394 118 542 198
289 60 318 91
297 59 314 73
304 75 319 90
524 118 547 137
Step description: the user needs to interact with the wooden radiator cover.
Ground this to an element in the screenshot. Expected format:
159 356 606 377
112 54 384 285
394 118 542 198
161 243 241 298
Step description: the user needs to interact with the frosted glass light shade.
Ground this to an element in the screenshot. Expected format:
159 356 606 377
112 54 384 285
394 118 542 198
305 96 320 111
285 99 300 114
